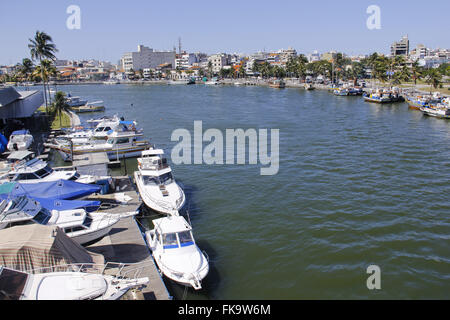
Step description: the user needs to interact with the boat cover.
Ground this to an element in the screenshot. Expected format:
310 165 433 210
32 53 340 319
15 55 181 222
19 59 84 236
11 130 30 136
0 224 104 273
33 198 101 212
0 180 101 200
0 134 7 154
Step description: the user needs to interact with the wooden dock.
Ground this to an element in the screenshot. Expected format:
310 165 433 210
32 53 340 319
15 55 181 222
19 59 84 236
86 176 171 300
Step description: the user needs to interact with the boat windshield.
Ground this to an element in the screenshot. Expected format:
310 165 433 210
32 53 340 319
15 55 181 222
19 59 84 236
159 172 173 185
34 166 52 179
0 268 28 300
178 231 194 247
143 176 159 186
32 208 52 225
162 233 178 249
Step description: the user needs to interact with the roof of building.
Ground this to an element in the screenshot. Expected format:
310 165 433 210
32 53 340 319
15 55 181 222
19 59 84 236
0 87 21 107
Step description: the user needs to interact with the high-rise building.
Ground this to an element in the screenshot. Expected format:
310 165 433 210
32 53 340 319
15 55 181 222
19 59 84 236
121 45 176 73
390 35 409 56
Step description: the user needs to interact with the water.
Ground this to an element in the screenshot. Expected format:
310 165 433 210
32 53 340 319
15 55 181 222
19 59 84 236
50 84 450 299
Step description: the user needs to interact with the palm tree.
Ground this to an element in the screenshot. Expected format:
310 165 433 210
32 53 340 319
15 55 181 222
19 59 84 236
28 31 58 113
52 91 72 128
18 58 34 82
424 68 442 93
207 61 213 78
33 60 57 103
411 60 423 85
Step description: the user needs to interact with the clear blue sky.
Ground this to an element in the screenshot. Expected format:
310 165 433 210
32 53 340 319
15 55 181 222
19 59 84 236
0 0 448 65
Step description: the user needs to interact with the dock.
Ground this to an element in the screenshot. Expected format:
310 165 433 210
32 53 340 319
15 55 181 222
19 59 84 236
86 176 171 300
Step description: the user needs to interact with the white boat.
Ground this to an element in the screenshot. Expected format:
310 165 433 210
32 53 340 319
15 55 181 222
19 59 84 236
205 77 220 85
145 215 209 290
66 95 88 107
71 101 106 113
4 157 97 184
168 79 189 85
0 264 148 300
0 151 36 179
0 196 136 244
103 79 120 85
420 99 450 119
134 149 185 215
47 131 152 162
7 130 34 151
60 116 141 144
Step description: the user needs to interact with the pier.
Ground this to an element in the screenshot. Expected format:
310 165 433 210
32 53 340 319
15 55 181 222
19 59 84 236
86 176 171 300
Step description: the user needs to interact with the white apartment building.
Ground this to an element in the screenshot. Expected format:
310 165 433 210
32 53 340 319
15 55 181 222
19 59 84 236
208 53 230 73
121 45 176 73
175 52 197 69
307 51 321 63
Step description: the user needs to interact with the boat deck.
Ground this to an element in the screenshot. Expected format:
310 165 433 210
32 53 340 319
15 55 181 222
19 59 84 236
86 176 171 300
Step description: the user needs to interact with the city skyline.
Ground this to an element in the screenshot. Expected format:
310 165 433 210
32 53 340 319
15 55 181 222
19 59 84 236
1 0 449 65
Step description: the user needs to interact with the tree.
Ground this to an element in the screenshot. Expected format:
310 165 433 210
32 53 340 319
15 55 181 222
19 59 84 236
411 59 423 85
238 64 246 78
18 58 34 82
52 91 72 128
33 60 57 103
28 31 58 113
424 68 442 93
207 61 213 77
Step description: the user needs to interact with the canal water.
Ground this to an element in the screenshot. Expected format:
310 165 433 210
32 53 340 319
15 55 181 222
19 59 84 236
49 83 449 299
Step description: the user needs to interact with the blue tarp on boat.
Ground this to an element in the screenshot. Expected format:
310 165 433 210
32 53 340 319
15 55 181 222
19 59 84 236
0 134 7 153
11 130 30 136
34 198 101 212
0 180 101 200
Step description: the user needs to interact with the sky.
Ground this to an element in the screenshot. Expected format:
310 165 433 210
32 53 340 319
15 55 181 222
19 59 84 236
0 0 449 65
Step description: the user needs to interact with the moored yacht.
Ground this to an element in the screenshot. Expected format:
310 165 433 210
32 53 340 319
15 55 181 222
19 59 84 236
7 130 34 151
47 131 152 162
0 196 135 244
134 149 185 215
0 265 148 300
145 215 209 290
269 79 286 88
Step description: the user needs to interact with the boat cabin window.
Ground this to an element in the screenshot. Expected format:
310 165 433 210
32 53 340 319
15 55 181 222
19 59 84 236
0 268 28 300
159 172 174 185
32 208 51 225
34 166 52 179
82 215 93 228
178 231 194 247
116 137 130 144
143 176 158 186
162 233 178 249
14 173 38 180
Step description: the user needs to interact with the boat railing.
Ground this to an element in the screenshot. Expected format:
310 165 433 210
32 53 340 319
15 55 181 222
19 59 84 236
23 262 150 280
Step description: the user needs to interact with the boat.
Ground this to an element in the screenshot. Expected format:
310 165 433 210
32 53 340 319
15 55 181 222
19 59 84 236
3 157 98 184
205 77 220 85
304 83 315 90
0 151 36 178
66 95 88 107
168 79 189 85
0 264 148 300
363 88 404 103
145 215 209 290
7 130 34 151
269 79 286 88
71 101 105 113
333 88 349 96
420 97 450 119
48 131 152 162
0 180 102 202
103 79 120 85
187 77 196 85
0 195 136 244
405 92 442 110
134 149 185 215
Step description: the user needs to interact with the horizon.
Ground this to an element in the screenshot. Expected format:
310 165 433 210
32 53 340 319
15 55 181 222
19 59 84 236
1 0 449 65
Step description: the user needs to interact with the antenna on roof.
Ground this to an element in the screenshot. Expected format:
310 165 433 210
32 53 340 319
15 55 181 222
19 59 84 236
178 37 182 54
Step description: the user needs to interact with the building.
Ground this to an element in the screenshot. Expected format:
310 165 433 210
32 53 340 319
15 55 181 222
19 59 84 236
307 51 321 63
0 87 44 122
208 53 230 73
390 35 409 57
175 52 197 70
278 47 297 64
121 45 176 74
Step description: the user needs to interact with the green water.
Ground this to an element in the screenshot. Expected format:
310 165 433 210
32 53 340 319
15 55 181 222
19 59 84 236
49 84 450 299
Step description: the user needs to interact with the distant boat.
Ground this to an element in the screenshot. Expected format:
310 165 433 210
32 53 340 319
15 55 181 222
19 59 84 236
7 130 34 152
168 79 189 85
103 79 120 85
66 95 88 107
363 89 403 103
405 92 442 110
269 79 285 88
71 101 105 113
304 83 315 90
420 97 450 119
205 77 220 85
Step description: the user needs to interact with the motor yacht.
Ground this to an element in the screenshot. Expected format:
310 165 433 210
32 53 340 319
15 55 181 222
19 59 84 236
7 130 34 151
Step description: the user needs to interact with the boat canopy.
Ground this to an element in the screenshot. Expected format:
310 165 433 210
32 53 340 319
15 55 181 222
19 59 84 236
0 224 104 273
7 150 34 162
33 198 101 212
0 180 101 201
